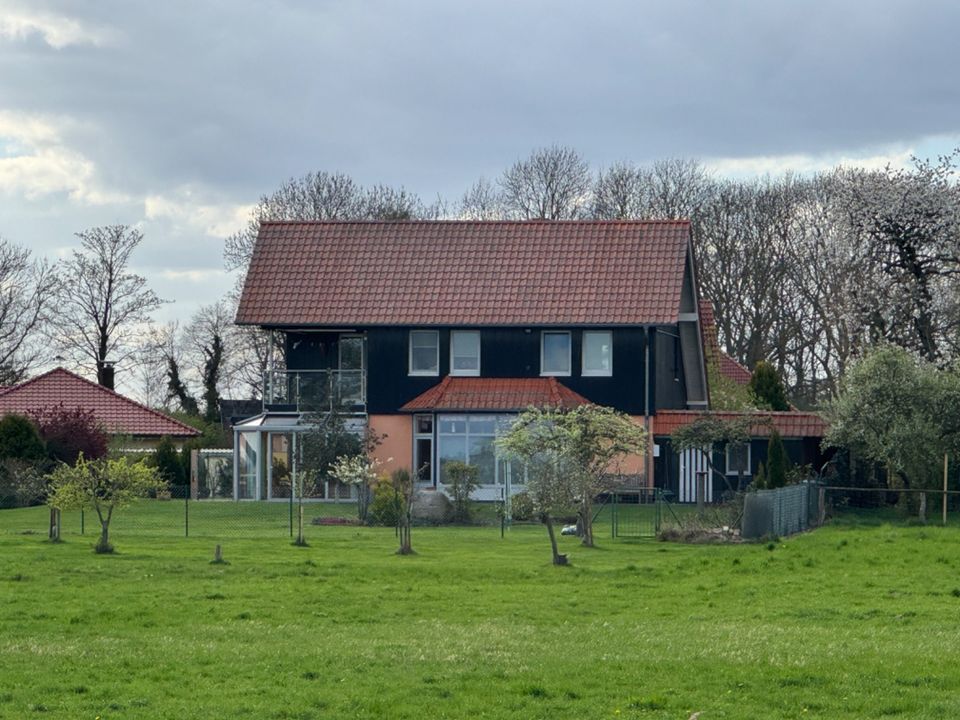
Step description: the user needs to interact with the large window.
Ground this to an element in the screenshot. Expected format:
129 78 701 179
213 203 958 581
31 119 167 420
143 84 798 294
450 331 480 376
409 330 439 376
582 331 612 376
438 415 499 485
541 331 571 376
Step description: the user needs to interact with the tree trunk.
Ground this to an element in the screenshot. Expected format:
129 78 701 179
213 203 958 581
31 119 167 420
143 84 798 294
579 504 594 547
544 515 568 565
95 521 112 553
296 501 306 545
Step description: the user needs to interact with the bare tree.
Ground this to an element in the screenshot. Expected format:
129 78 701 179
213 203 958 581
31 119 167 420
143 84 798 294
592 162 646 219
0 238 60 384
184 299 237 421
55 225 165 386
224 171 366 273
225 171 432 274
642 158 712 220
129 323 176 409
458 177 507 220
499 144 592 220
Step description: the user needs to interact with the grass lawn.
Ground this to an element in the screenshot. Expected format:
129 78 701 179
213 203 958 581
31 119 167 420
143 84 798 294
2 504 960 719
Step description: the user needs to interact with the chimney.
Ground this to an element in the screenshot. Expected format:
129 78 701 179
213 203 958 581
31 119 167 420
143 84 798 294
98 361 115 390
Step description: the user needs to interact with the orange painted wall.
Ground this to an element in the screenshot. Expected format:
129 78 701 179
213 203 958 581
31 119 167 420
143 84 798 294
368 414 413 476
610 415 653 486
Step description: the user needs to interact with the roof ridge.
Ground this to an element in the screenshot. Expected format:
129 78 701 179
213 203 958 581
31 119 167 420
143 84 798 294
547 377 562 406
258 219 692 227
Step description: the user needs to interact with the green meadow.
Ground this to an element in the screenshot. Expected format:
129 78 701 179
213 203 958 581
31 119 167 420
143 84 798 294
2 502 960 719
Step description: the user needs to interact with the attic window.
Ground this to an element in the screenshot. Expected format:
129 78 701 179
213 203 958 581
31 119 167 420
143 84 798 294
582 331 612 376
450 331 480 376
409 330 439 376
541 331 571 376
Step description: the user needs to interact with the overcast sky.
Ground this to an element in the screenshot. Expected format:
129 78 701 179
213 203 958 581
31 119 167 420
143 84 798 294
2 0 959 326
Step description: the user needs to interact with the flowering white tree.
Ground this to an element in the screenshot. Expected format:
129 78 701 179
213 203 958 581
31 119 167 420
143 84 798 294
329 454 384 523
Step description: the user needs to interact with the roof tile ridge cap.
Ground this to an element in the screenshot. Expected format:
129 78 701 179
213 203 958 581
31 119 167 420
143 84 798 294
547 377 562 407
434 375 453 402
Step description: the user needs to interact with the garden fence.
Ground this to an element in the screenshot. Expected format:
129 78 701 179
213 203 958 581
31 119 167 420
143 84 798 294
741 482 820 539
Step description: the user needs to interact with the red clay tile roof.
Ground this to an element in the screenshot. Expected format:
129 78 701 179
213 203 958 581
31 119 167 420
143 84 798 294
0 368 200 438
699 299 752 386
653 410 827 438
236 220 692 327
400 377 592 412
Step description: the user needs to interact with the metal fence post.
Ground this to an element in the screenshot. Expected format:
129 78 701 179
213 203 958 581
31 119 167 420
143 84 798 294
80 508 84 535
655 489 661 534
184 491 189 538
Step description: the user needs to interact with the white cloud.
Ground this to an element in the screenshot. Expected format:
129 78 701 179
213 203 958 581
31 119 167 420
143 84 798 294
0 110 130 204
157 268 228 284
144 189 252 238
0 7 114 49
704 148 915 179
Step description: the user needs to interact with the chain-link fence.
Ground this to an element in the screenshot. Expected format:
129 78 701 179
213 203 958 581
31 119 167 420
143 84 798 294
741 482 820 539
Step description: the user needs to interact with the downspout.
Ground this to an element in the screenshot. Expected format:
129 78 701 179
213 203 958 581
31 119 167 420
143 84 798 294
644 326 651 489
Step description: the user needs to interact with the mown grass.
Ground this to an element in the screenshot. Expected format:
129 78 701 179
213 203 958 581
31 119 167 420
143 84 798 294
2 503 960 719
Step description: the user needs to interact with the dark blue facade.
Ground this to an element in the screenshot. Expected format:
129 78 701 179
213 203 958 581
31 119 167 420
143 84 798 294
283 325 692 415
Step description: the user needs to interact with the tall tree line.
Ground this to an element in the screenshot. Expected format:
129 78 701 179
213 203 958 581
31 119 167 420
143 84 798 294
225 147 960 409
6 144 958 413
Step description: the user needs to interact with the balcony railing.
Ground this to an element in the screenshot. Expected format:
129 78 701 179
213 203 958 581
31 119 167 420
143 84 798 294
263 369 366 413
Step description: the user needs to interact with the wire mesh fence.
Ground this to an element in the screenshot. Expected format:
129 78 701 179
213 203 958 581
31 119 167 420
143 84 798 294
823 485 960 527
0 488 513 543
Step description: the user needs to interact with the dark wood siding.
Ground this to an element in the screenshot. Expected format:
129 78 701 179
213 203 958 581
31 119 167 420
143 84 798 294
282 326 663 415
653 326 687 410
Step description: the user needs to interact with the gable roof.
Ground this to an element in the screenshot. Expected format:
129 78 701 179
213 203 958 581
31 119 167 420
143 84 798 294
236 220 693 327
699 299 752 386
400 377 591 412
0 368 200 438
653 410 827 439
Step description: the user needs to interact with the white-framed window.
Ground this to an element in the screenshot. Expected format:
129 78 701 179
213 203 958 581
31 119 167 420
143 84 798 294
409 330 439 376
582 330 612 376
726 442 751 476
450 330 481 376
540 331 571 376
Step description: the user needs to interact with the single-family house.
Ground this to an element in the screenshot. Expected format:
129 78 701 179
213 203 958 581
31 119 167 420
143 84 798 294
233 220 827 502
0 367 200 449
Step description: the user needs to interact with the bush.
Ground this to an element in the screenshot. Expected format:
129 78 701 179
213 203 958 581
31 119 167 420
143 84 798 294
152 437 187 489
750 361 790 411
443 461 479 523
369 481 403 526
29 405 108 465
0 414 46 463
510 491 535 521
767 430 788 489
